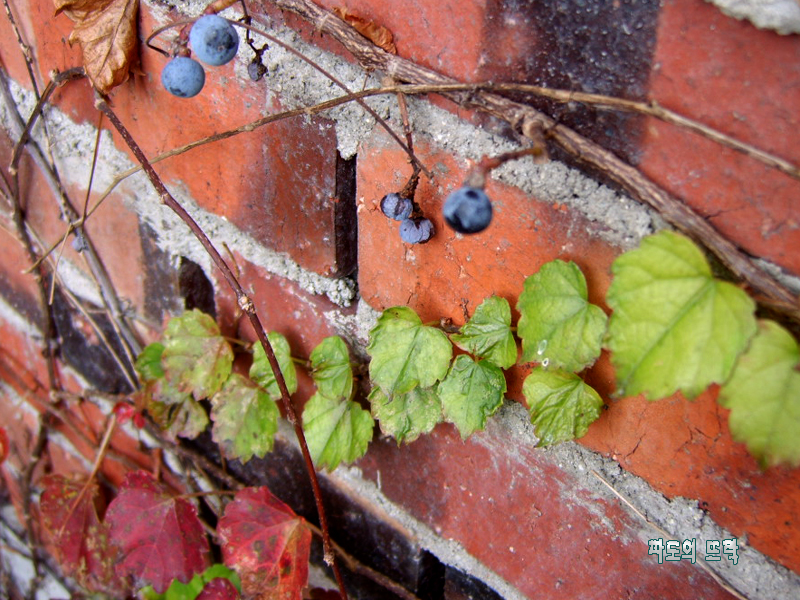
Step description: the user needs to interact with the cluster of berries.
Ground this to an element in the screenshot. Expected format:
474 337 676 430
161 15 240 98
380 185 494 244
379 194 435 244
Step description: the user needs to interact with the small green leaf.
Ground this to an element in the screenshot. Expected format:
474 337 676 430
451 296 517 369
140 564 241 600
211 374 279 463
135 342 165 381
719 320 800 468
522 368 603 446
249 332 298 400
148 397 209 441
438 355 506 439
517 260 607 372
302 393 373 470
161 310 233 400
310 336 353 400
367 306 452 394
369 386 442 444
607 231 757 400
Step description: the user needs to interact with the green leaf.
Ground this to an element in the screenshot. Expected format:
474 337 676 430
367 306 452 394
522 368 603 446
310 336 353 400
719 320 800 468
451 296 517 369
517 260 607 372
369 386 442 444
302 393 373 470
140 564 241 600
606 231 757 400
438 355 506 439
249 332 298 401
210 374 279 463
161 310 233 400
148 397 209 441
135 342 165 381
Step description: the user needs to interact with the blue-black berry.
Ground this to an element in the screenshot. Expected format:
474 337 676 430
442 187 492 234
161 57 206 98
399 218 435 244
380 193 413 221
190 15 239 66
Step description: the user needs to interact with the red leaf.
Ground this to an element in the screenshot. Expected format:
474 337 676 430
39 475 125 595
0 427 8 464
197 578 240 600
105 470 210 593
217 487 311 600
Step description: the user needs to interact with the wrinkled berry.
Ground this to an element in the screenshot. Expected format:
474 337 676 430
190 14 239 66
442 187 493 234
161 56 205 98
380 193 413 221
399 218 435 244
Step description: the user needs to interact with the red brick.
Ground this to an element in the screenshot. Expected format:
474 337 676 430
357 421 737 599
639 0 800 276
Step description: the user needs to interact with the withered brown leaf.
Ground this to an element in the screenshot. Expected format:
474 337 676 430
333 7 396 54
54 0 139 94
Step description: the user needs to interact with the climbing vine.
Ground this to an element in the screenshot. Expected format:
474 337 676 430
0 0 798 598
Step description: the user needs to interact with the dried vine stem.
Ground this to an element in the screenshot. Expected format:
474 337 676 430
0 67 142 362
94 97 349 600
265 0 798 312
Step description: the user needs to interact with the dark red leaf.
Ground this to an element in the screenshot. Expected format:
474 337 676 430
39 474 125 595
0 427 8 464
105 470 210 593
196 577 240 600
217 487 311 600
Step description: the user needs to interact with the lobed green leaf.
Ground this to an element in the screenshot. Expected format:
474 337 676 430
135 342 165 381
249 332 298 400
211 374 279 463
438 355 506 439
302 393 374 470
719 320 800 468
522 368 603 446
369 386 442 444
606 231 756 400
310 336 354 400
517 260 607 372
451 296 517 369
161 310 233 400
367 306 452 394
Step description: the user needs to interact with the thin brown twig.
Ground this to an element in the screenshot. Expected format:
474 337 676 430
264 0 799 315
305 520 422 600
1 0 42 97
56 414 117 539
94 96 350 600
0 67 143 358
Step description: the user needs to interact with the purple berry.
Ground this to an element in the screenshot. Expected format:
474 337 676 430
380 193 413 221
190 15 239 66
399 218 435 244
161 57 205 98
443 187 493 234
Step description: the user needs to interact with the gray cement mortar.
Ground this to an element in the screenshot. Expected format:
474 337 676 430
708 0 800 34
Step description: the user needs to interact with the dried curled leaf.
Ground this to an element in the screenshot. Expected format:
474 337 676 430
333 7 396 54
54 0 139 93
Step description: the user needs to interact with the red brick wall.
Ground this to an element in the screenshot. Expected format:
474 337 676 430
1 0 799 598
